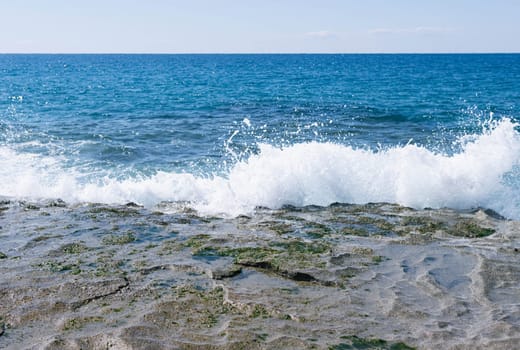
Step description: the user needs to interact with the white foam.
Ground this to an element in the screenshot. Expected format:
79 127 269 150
1 119 520 218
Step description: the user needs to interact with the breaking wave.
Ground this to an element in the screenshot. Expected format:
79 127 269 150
1 119 520 218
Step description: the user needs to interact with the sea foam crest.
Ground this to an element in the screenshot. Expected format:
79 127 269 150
1 119 520 218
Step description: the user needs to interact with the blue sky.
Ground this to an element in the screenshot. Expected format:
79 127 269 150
1 0 519 53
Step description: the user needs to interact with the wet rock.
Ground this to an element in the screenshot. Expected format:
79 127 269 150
70 278 129 308
44 199 67 208
209 264 242 280
471 207 506 220
22 202 40 210
87 204 141 218
331 335 416 350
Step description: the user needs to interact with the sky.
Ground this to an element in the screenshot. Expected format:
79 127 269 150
1 0 519 53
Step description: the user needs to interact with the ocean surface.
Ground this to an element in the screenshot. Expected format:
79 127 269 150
2 54 520 218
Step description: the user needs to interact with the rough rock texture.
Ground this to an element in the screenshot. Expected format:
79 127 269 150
0 201 519 349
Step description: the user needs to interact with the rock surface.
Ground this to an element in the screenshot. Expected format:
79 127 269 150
0 201 519 349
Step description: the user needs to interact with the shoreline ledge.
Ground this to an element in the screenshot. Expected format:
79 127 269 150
0 201 519 349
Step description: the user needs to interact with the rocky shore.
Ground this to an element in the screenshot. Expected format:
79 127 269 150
0 200 519 349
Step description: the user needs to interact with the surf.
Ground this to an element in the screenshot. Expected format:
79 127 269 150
1 118 519 218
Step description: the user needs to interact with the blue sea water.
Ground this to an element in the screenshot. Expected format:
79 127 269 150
1 54 520 217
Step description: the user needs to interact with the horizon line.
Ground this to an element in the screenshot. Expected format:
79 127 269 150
1 52 520 55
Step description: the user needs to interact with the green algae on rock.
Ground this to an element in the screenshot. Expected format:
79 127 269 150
102 232 136 245
449 220 495 238
61 316 105 331
60 242 90 254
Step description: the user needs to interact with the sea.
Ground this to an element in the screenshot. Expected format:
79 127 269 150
1 54 520 218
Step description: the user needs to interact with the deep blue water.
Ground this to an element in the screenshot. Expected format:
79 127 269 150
2 54 520 217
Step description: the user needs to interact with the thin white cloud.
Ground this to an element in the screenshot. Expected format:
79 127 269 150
306 30 338 39
369 27 454 35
